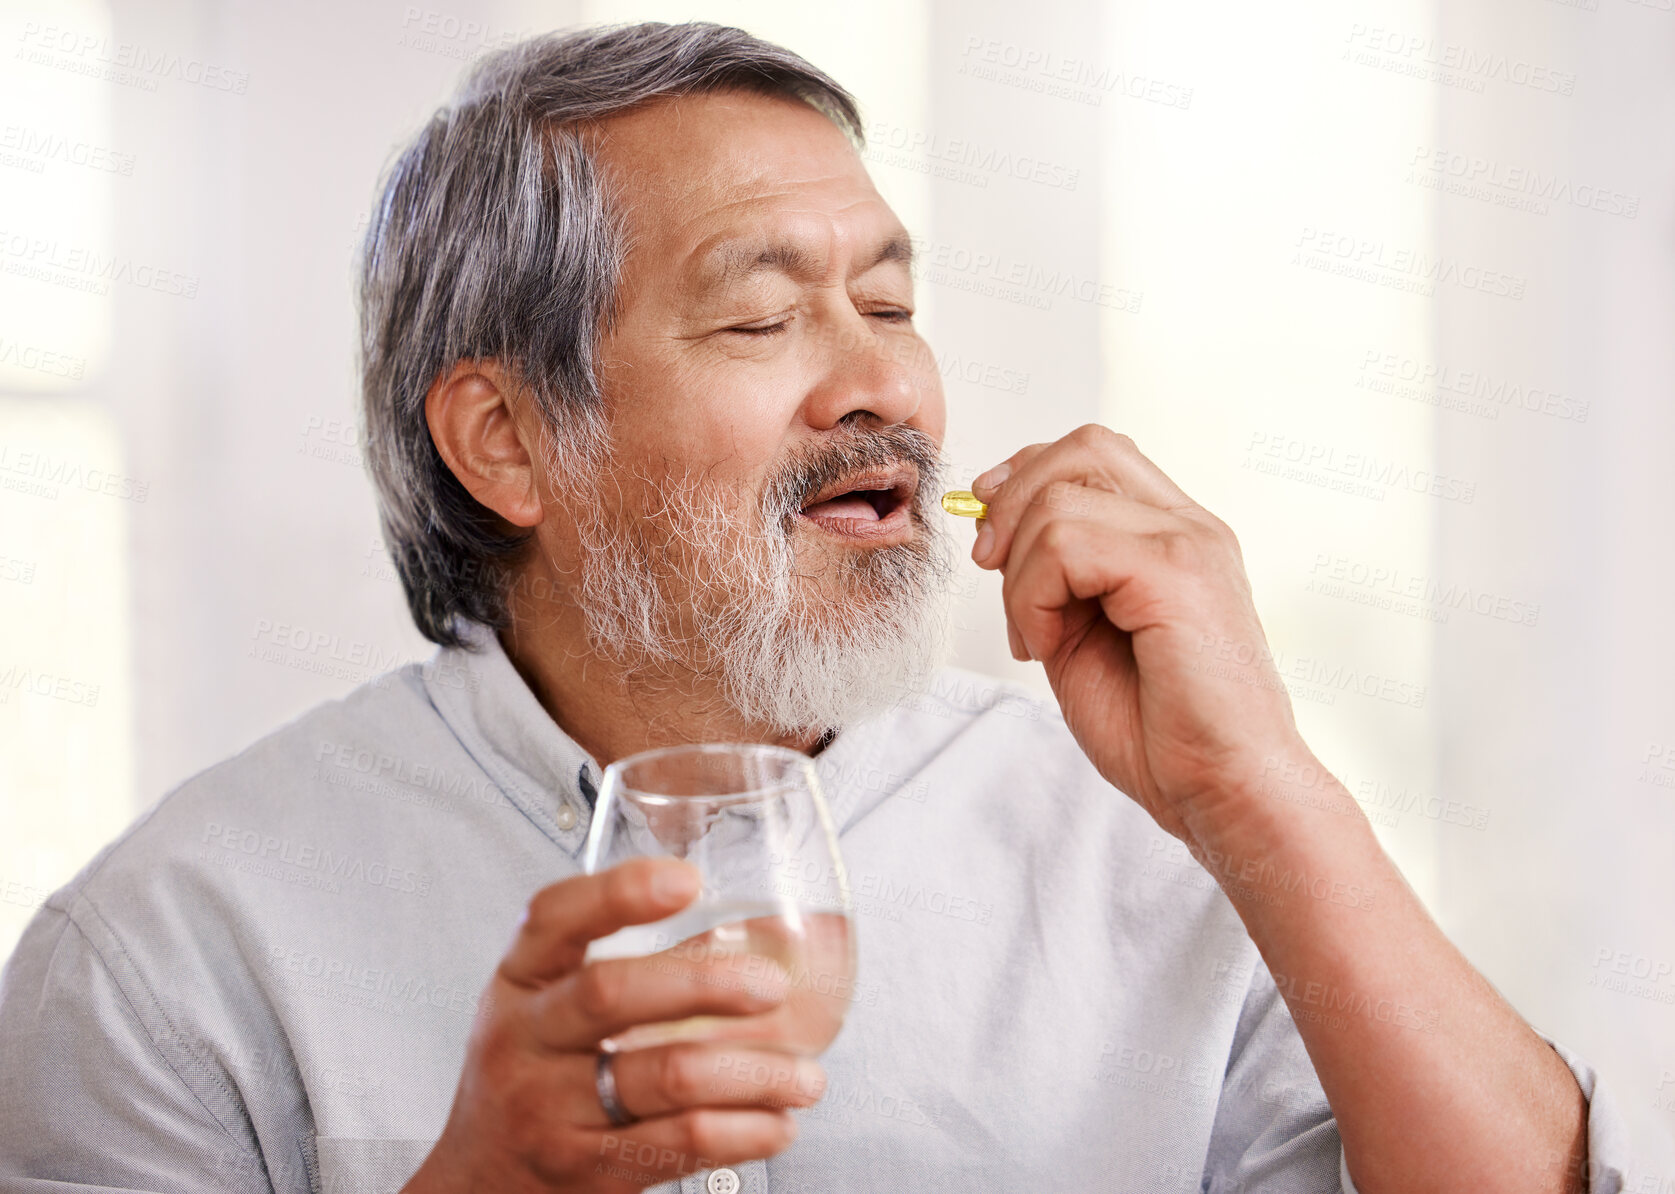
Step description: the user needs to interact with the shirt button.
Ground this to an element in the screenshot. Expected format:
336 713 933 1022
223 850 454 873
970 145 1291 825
706 1169 740 1194
554 802 578 831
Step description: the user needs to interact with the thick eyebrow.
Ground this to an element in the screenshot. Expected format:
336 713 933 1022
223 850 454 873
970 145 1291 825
690 232 915 297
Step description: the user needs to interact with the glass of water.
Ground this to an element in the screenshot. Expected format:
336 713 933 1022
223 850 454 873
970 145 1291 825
581 742 856 1057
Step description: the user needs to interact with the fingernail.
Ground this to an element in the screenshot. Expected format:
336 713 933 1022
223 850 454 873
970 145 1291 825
652 862 698 904
972 462 1010 494
796 1061 827 1098
972 521 994 564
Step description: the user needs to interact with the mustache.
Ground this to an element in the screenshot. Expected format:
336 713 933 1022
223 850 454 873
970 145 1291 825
761 422 946 528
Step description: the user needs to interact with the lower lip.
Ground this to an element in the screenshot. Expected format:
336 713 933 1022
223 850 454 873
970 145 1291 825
795 501 915 545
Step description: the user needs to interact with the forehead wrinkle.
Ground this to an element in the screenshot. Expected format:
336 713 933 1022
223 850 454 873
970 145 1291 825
686 225 917 300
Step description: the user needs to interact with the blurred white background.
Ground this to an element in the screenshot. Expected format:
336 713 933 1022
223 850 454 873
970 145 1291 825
1 0 1671 1174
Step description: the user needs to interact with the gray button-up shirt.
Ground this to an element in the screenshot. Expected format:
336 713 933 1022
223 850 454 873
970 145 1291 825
0 622 1634 1192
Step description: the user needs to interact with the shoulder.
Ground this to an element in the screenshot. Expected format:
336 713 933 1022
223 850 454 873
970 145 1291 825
878 666 1233 896
851 664 1138 838
10 660 490 1067
0 669 458 1183
910 663 1058 720
893 664 1067 745
889 664 1096 781
44 662 445 916
854 665 1252 970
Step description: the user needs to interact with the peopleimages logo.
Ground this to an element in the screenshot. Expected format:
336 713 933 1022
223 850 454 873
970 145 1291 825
1341 24 1577 96
1357 349 1590 424
0 442 148 502
910 235 1144 314
0 125 135 176
200 820 433 897
1307 551 1541 628
0 663 100 708
957 36 1195 110
396 7 529 60
1407 145 1638 220
1294 227 1526 300
1245 430 1477 505
0 337 87 381
863 119 1082 192
0 229 199 298
16 22 250 93
1193 633 1428 711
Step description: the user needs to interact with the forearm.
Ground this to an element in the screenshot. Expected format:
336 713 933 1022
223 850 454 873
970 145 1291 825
961 431 1592 1187
1190 749 1588 1194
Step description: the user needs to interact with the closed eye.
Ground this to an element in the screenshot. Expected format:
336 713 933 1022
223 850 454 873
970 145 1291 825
728 320 791 336
727 310 910 336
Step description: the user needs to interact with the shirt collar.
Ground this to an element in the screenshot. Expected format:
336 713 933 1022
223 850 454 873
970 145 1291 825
420 620 897 852
421 620 600 851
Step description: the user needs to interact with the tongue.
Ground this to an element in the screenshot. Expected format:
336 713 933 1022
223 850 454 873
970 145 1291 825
801 493 881 522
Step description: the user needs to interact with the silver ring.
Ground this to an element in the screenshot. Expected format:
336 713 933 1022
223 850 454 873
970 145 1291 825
595 1049 636 1127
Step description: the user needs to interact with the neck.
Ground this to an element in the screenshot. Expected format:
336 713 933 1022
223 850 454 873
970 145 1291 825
495 611 833 770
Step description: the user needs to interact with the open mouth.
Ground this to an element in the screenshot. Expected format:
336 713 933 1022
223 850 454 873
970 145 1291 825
796 464 918 541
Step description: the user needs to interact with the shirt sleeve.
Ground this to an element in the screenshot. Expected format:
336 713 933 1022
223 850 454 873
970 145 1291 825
1202 955 1347 1192
1333 1032 1638 1194
0 898 274 1193
1210 957 1642 1194
1535 1035 1638 1194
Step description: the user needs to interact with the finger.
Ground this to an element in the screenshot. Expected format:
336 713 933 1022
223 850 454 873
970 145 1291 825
1016 424 1193 508
501 858 701 988
1005 613 1030 662
530 949 789 1051
1093 427 1196 508
971 425 1193 572
963 440 1050 570
583 1109 798 1188
1004 486 1177 602
999 491 1181 662
968 441 1051 513
556 1044 826 1126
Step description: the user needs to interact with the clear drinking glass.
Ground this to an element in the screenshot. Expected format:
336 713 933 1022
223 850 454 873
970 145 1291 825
582 743 856 1057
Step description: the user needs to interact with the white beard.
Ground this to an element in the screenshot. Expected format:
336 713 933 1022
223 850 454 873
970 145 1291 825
553 423 956 735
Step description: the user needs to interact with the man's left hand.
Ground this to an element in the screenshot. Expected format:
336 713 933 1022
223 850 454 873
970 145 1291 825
968 424 1304 845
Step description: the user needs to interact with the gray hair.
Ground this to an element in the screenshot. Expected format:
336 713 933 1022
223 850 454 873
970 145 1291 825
357 21 865 647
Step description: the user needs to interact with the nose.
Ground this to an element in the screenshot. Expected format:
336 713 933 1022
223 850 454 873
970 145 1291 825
798 311 935 433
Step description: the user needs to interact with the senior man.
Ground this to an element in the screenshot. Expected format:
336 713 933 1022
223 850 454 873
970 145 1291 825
0 21 1635 1194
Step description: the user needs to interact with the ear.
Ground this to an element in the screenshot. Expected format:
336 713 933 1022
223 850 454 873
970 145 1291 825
424 359 543 529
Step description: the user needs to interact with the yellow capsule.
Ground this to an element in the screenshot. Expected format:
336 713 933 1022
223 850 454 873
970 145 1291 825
941 490 988 519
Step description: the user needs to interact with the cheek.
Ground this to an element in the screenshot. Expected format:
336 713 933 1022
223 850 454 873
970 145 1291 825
887 331 946 428
920 381 948 440
909 361 948 442
635 363 801 467
597 321 815 497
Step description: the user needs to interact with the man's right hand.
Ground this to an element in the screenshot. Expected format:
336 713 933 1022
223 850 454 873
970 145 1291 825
403 857 827 1193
